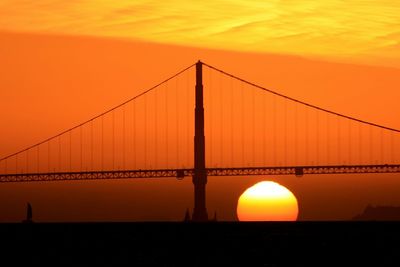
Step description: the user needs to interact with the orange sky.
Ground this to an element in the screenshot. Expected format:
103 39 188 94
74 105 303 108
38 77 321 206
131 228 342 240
0 1 400 222
0 1 400 68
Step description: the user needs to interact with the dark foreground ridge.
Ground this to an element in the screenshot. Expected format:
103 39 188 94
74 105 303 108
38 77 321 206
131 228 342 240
1 222 399 266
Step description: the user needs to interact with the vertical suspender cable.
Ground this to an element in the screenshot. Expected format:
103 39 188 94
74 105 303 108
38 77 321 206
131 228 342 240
154 85 158 169
273 95 277 166
186 68 190 167
37 145 39 173
165 83 169 168
91 120 94 171
241 82 244 167
230 77 234 166
176 76 179 167
295 103 298 165
380 129 384 164
316 110 319 165
305 107 309 165
348 120 351 164
101 116 104 171
358 123 362 164
390 132 394 164
123 107 126 170
133 103 136 169
58 136 61 171
208 67 213 167
48 141 50 173
26 150 29 173
80 127 83 171
112 111 115 170
262 90 266 165
252 85 255 166
369 126 372 164
337 116 341 164
155 84 158 168
284 100 287 166
326 113 330 164
144 94 147 169
69 130 72 172
220 73 223 166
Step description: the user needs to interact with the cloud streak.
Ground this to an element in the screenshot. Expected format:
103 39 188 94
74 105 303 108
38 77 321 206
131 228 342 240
0 0 399 67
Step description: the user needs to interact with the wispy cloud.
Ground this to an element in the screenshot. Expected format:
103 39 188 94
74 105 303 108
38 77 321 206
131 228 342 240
0 0 399 66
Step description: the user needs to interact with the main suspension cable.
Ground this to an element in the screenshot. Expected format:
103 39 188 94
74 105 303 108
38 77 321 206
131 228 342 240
203 62 400 133
0 63 196 162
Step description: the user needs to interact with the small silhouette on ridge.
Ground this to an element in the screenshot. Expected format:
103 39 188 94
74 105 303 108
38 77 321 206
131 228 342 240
353 204 400 221
184 208 191 222
22 202 33 223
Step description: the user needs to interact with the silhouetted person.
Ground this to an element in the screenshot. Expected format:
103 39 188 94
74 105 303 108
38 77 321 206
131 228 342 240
212 211 217 222
184 208 191 222
22 202 33 223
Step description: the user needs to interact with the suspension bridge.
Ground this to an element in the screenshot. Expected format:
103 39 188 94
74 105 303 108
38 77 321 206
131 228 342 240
1 61 399 221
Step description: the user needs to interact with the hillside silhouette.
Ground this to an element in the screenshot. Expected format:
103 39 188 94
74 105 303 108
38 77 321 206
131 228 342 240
353 205 400 221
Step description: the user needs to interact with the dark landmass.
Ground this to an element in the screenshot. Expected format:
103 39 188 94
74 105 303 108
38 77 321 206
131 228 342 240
0 222 399 266
353 205 400 221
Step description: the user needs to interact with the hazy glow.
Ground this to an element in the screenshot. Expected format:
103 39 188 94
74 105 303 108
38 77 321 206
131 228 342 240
0 1 399 67
237 181 298 221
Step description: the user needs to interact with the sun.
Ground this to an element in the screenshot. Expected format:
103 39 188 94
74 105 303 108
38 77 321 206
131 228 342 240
237 181 298 221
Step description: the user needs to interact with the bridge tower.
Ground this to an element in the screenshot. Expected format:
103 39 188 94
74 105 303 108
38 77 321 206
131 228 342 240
192 60 208 221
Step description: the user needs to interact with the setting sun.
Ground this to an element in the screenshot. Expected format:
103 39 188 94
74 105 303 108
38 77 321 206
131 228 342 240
237 181 298 221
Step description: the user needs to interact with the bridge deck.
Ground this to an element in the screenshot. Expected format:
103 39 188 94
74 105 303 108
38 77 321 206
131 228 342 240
1 164 399 183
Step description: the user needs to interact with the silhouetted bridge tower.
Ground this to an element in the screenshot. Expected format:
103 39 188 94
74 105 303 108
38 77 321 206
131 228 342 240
1 60 400 221
193 61 208 221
